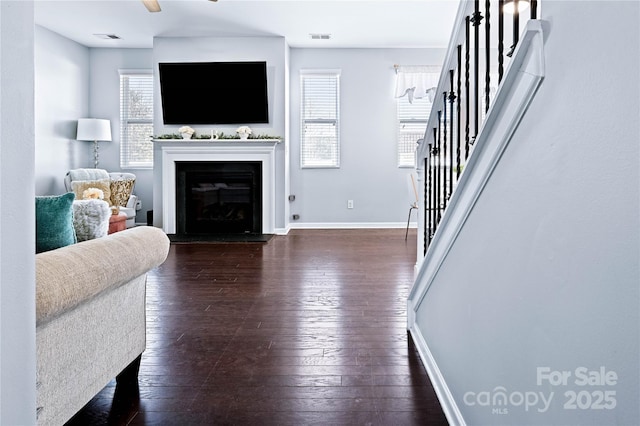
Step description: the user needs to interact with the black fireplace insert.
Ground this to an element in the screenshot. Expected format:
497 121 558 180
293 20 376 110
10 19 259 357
176 161 262 236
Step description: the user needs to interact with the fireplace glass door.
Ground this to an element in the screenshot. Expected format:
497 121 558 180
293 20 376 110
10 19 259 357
176 161 262 235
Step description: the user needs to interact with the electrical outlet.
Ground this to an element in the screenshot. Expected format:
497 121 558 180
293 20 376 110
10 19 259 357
347 200 354 209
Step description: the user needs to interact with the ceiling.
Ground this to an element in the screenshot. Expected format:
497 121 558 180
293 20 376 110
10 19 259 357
34 0 460 49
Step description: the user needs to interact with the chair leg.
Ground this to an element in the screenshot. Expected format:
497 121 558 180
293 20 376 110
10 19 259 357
405 207 415 241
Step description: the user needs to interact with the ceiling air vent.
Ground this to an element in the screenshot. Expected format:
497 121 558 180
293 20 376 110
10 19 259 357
93 34 121 40
309 34 331 40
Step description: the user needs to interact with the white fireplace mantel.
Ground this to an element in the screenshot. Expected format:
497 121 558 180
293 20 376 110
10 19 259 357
153 140 280 234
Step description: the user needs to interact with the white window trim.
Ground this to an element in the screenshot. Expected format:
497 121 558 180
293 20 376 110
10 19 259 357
300 69 341 169
119 69 154 170
396 95 431 168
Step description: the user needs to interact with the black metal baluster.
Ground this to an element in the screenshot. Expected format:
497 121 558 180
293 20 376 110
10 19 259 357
456 45 462 179
465 16 471 159
507 0 519 57
431 127 437 243
498 0 505 82
440 110 446 224
442 94 448 212
437 111 441 225
471 1 483 144
513 1 520 46
439 112 445 225
485 0 491 114
448 70 456 197
531 0 538 19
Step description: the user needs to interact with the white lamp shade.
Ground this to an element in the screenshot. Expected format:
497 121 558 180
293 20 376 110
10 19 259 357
76 118 112 142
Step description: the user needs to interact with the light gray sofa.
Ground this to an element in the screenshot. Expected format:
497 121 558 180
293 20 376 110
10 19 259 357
35 226 170 426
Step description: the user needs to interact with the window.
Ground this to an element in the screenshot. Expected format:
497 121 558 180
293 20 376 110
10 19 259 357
397 95 432 167
394 65 440 168
119 70 153 169
300 70 340 168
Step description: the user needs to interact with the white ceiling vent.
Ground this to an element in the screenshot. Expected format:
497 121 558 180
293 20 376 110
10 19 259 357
93 34 121 40
309 33 331 40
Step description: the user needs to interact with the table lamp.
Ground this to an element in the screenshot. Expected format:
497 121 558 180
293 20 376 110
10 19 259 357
77 118 112 168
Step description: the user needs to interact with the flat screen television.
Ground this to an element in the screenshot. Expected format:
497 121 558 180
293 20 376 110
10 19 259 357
158 61 269 125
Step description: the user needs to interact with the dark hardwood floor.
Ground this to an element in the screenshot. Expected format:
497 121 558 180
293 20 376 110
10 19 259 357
66 229 448 425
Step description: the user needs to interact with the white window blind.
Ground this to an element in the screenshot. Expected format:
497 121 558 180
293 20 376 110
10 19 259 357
397 95 432 167
300 71 340 168
119 70 153 169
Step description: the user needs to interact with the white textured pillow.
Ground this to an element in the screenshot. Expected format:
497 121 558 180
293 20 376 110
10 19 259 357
72 199 110 242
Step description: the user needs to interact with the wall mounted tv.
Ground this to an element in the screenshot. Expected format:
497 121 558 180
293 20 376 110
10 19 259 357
158 61 269 125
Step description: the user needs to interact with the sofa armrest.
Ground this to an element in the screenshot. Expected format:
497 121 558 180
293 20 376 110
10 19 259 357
36 226 169 326
126 194 138 210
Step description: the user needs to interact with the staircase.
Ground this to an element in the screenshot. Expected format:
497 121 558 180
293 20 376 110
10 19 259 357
412 0 542 263
407 1 639 425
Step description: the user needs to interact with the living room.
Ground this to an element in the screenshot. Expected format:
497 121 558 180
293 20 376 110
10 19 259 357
3 1 460 423
6 1 639 424
33 1 458 234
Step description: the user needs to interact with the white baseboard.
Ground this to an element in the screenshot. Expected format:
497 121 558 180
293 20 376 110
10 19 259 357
139 224 415 235
289 222 417 230
408 323 466 426
274 227 290 235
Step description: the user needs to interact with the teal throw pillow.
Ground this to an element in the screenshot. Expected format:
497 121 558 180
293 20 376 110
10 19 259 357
36 192 77 253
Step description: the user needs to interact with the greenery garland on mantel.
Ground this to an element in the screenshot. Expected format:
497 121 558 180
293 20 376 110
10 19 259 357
153 132 281 140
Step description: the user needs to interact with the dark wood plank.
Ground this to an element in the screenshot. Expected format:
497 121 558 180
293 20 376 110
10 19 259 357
65 229 448 426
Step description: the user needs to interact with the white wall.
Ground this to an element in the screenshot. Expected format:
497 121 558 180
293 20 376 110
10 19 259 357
151 36 289 231
0 1 36 423
412 2 639 425
34 25 89 195
152 37 287 138
289 48 445 226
